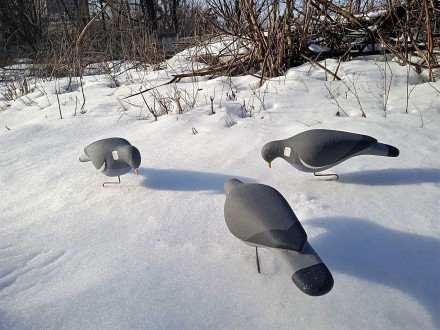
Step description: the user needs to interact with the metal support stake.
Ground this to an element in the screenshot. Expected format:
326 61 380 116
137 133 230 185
314 172 339 181
103 176 121 187
256 247 261 273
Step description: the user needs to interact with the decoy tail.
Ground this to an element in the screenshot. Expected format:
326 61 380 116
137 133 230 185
271 243 333 296
362 143 399 157
384 144 399 157
291 263 334 296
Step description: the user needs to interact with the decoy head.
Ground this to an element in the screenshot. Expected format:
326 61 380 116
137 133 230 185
119 145 141 175
261 141 282 168
224 178 243 195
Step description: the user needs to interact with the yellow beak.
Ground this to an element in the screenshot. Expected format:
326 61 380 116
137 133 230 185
135 168 139 175
268 162 271 168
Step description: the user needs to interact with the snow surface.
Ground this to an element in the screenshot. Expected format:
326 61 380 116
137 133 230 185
0 50 439 329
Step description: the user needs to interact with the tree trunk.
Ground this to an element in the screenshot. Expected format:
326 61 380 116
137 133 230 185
172 0 179 34
142 0 158 32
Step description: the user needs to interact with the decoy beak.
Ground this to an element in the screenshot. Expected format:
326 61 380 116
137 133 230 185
135 168 139 175
268 162 272 168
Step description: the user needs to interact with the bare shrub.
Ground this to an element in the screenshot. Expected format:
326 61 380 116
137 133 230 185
1 78 35 101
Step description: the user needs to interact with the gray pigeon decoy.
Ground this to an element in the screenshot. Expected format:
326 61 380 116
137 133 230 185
261 129 399 179
79 138 141 186
224 178 333 296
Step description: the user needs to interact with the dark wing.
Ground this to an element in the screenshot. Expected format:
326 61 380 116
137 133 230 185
295 130 377 167
83 138 130 170
83 141 108 170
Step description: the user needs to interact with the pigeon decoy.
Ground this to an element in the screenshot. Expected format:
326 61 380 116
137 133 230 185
261 129 399 179
79 138 141 186
224 178 333 296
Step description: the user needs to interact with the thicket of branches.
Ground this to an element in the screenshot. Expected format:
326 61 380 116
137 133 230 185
201 0 440 82
1 0 440 82
0 0 206 76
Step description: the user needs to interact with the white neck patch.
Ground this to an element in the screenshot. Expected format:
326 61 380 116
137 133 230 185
284 147 292 157
112 150 119 160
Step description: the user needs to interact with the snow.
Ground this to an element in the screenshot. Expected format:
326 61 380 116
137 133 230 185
309 44 332 52
1 50 439 329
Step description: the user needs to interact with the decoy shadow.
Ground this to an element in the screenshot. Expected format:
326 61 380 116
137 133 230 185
338 168 440 186
307 217 440 328
139 168 255 193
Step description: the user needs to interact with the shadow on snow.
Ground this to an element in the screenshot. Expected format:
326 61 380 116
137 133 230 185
308 217 440 328
338 168 440 186
139 168 255 193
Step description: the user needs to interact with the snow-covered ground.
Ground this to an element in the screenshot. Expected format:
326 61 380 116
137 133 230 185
1 50 439 329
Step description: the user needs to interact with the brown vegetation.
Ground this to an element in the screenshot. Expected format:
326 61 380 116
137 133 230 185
0 0 439 84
